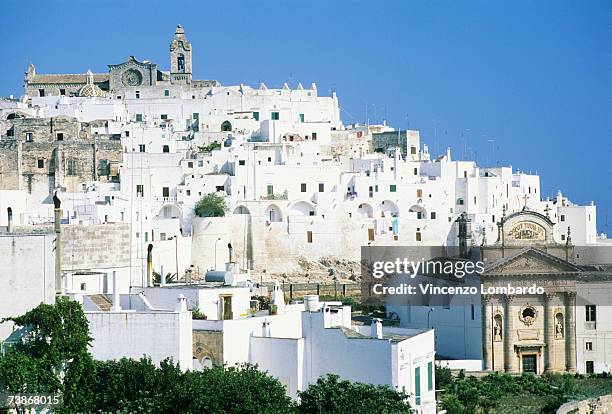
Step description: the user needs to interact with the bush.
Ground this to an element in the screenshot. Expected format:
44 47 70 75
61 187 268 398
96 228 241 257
194 193 229 217
298 374 412 414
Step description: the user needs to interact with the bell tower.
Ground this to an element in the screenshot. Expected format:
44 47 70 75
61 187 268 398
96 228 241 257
170 24 192 84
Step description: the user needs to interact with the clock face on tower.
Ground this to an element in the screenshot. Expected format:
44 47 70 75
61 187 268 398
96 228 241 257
122 69 143 87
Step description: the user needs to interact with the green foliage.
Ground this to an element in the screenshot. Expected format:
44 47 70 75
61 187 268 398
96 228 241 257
153 271 177 285
194 193 229 217
0 297 96 412
435 365 453 391
253 295 270 311
190 307 207 320
437 371 598 414
297 374 412 414
198 141 221 153
89 359 294 414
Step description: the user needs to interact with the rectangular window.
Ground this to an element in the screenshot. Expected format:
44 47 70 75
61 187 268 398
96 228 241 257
136 185 144 197
417 189 423 197
586 341 593 351
56 132 64 141
299 113 305 122
586 305 597 322
415 367 421 405
193 113 199 120
390 184 397 193
37 159 44 168
238 160 246 166
162 187 170 198
416 231 422 242
431 212 437 220
586 361 594 374
271 111 280 120
136 114 143 122
267 185 274 196
318 183 324 192
186 190 191 196
427 361 433 391
39 89 45 97
59 88 66 96
414 167 418 175
80 283 86 291
160 233 167 241
411 146 417 154
301 183 307 192
135 91 140 99
471 304 475 320
307 231 313 243
560 215 565 222
144 232 148 242
161 114 168 120
187 162 193 168
25 132 33 142
312 132 317 141
164 89 169 97
253 111 259 121
139 144 145 152
163 145 170 153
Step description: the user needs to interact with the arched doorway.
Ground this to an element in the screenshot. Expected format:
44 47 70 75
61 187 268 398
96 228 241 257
221 121 232 132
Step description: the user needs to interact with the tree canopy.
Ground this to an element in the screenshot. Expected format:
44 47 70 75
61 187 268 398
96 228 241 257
194 193 229 217
297 374 413 414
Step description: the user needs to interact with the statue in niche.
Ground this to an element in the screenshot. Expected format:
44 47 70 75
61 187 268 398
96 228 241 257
494 315 503 342
555 313 564 339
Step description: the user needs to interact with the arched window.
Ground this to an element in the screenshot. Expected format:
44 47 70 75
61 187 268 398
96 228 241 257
177 54 185 72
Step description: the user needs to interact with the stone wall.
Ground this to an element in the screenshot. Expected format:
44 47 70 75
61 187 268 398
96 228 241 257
1 116 122 193
193 330 223 367
557 394 612 414
0 139 20 189
61 223 130 271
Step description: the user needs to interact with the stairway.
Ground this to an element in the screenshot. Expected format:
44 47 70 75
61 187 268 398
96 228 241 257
89 294 113 311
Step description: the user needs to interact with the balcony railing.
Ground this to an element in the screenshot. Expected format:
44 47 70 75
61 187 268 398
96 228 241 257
585 321 597 330
260 192 288 200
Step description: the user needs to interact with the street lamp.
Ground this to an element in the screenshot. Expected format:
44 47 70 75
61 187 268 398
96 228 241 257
168 235 179 282
214 237 222 270
427 307 435 329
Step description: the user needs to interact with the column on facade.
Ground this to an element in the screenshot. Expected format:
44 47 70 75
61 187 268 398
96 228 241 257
503 295 518 372
482 295 492 370
565 292 577 372
544 293 556 372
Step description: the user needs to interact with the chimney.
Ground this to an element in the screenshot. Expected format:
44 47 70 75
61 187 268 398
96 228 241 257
146 244 153 287
262 320 271 337
175 294 187 312
7 207 12 233
112 271 121 311
53 192 62 294
371 318 383 339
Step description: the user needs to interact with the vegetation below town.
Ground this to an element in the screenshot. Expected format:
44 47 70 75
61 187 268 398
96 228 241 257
436 366 612 414
0 298 413 413
194 193 229 217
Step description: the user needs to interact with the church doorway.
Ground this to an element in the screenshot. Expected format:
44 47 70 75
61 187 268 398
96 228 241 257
522 354 537 373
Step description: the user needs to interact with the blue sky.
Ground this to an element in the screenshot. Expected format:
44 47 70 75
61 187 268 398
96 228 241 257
2 0 611 233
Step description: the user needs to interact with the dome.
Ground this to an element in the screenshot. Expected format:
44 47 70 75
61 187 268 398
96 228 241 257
78 83 106 98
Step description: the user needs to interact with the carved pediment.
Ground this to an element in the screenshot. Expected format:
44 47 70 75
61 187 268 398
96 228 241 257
485 248 581 275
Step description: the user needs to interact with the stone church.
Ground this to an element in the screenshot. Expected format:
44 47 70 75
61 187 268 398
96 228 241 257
480 208 579 374
23 25 218 99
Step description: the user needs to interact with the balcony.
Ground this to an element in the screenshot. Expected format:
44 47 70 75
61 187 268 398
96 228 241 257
260 192 288 201
585 321 597 330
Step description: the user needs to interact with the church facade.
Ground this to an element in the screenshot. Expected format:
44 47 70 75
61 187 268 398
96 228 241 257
24 25 218 99
480 209 579 374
